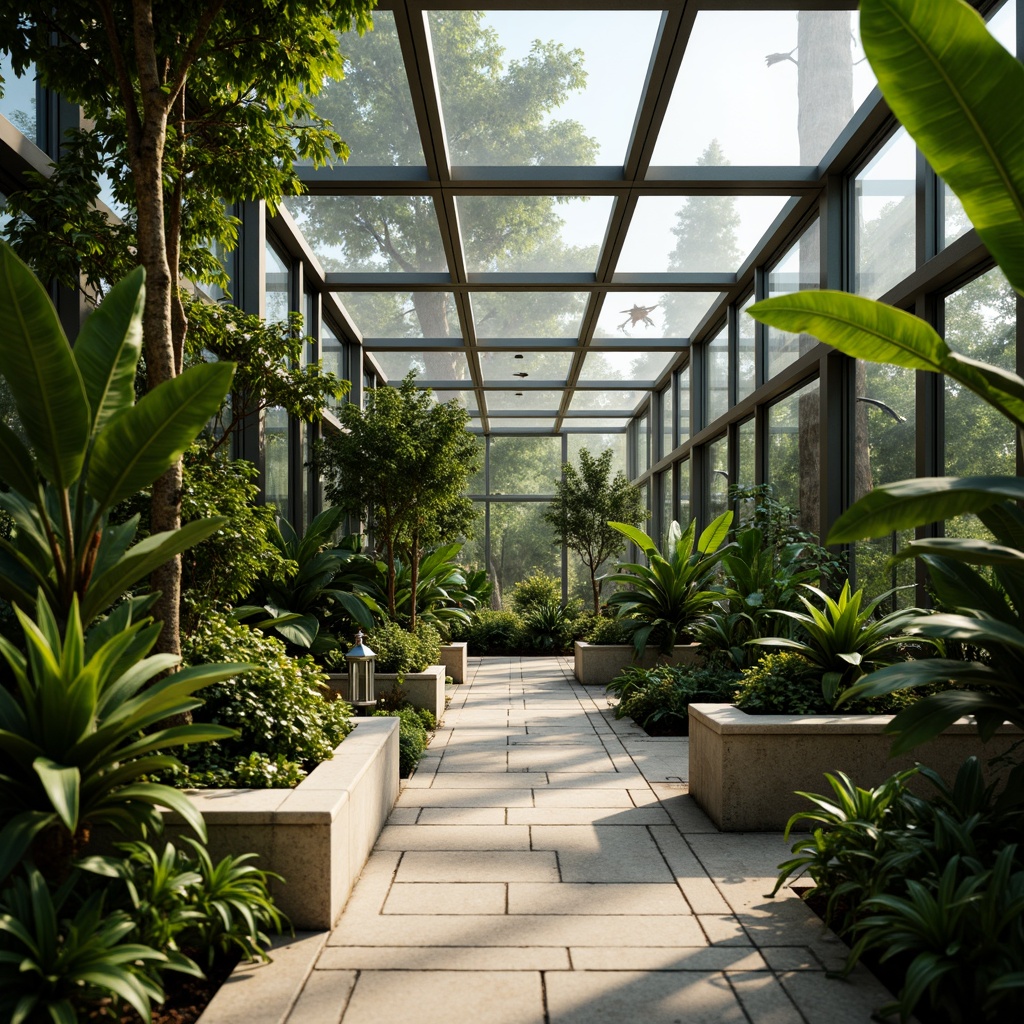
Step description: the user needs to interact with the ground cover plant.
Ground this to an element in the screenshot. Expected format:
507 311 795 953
607 664 740 736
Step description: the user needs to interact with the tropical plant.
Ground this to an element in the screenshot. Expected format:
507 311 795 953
0 245 233 628
364 621 443 676
613 665 741 736
747 0 1024 756
234 506 377 653
509 570 563 616
544 447 649 613
605 512 734 657
465 610 526 656
732 651 829 716
751 582 938 709
0 595 245 884
0 866 168 1023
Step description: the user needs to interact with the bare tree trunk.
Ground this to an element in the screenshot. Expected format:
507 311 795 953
409 528 420 630
590 564 601 615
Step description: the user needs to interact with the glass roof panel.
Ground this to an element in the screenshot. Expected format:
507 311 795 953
470 292 587 339
618 195 790 273
306 12 425 167
485 390 564 412
651 10 877 167
429 9 661 166
578 351 674 382
457 196 612 273
479 351 572 382
570 389 645 413
369 349 471 382
487 417 557 430
595 291 723 341
432 388 478 412
561 418 629 429
283 195 447 273
336 292 459 340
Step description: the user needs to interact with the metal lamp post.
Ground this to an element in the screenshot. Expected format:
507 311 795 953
345 630 377 714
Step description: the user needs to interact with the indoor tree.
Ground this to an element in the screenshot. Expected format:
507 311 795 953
316 374 480 627
544 447 648 614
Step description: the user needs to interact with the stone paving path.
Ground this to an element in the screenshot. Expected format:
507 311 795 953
279 656 896 1024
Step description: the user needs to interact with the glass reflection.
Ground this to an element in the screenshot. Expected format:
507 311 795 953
471 292 586 339
767 219 820 379
767 378 820 538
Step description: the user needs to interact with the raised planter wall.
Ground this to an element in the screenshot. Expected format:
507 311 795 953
164 717 399 929
573 640 702 685
439 641 468 684
328 664 446 722
689 703 1023 832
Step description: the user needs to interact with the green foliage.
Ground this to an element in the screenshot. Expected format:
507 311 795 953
606 512 733 656
0 866 167 1023
732 652 830 715
584 615 634 646
752 582 938 709
0 247 233 625
614 665 741 736
544 448 649 613
365 621 443 675
177 612 352 788
316 374 481 624
748 0 1024 757
521 600 581 655
510 570 563 615
373 707 431 778
466 609 526 656
0 595 243 883
771 759 1024 1023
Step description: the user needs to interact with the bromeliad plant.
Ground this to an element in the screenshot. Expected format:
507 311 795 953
749 0 1024 756
751 581 937 709
605 512 733 657
0 242 234 626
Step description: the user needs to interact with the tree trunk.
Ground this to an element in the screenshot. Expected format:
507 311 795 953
590 564 601 616
409 528 420 630
385 531 397 619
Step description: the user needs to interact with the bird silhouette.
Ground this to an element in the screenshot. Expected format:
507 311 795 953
765 46 798 67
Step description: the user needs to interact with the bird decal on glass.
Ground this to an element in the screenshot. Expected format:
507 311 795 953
617 303 658 334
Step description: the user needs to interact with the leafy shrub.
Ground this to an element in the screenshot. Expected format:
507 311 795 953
584 615 633 645
177 612 353 787
733 652 828 715
522 600 580 654
366 620 443 674
615 665 741 735
373 706 430 777
510 570 562 615
467 609 525 655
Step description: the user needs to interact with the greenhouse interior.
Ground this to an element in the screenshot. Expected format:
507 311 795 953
0 1 1022 1022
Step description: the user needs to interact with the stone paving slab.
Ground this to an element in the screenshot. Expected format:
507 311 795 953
393 851 560 883
316 945 571 971
383 882 506 915
507 882 691 916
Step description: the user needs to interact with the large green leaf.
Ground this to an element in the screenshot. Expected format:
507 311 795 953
0 243 90 489
73 267 145 436
32 758 80 833
861 0 1024 295
86 360 235 512
828 476 1024 543
0 421 39 500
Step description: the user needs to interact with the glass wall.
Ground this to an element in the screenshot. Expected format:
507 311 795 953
706 434 729 522
263 242 291 518
705 326 729 425
737 296 755 403
766 219 819 380
660 382 674 460
767 379 820 538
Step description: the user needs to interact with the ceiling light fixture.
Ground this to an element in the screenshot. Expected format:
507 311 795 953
513 371 528 378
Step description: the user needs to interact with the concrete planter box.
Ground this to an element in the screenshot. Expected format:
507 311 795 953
327 664 446 722
166 717 399 929
573 640 702 686
439 641 468 683
688 703 1023 832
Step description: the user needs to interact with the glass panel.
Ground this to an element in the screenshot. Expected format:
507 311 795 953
338 292 460 340
661 383 674 460
943 4 1016 247
487 418 556 430
459 502 487 568
578 350 675 381
457 196 611 273
265 243 290 323
635 413 650 475
569 390 644 413
854 128 916 298
705 326 729 426
706 435 729 522
737 295 755 402
479 351 572 382
489 502 561 604
264 407 290 518
283 195 447 273
471 292 587 339
321 321 346 413
560 418 628 429
767 378 820 537
618 196 789 273
678 365 691 445
368 349 471 383
659 469 673 546
677 457 691 525
307 12 425 167
431 388 478 412
944 267 1017 544
767 219 820 379
651 10 876 166
567 433 626 479
737 418 756 493
0 54 36 142
486 390 563 412
595 292 718 340
429 9 661 166
853 362 916 606
489 436 561 495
